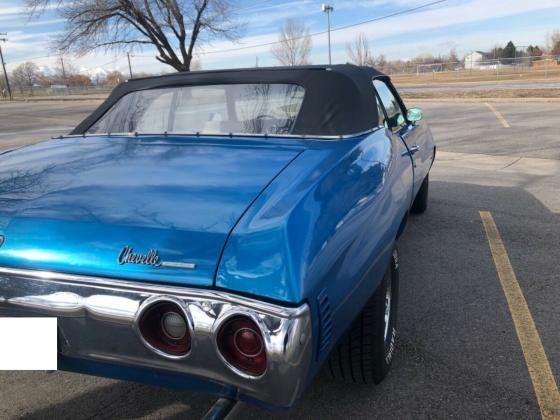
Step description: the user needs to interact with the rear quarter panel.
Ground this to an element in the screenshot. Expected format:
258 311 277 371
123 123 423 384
216 129 413 370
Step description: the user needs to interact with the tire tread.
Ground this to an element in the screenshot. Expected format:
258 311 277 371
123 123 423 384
328 251 398 385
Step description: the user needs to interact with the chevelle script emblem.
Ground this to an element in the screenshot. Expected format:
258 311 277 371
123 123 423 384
118 246 162 267
117 245 197 270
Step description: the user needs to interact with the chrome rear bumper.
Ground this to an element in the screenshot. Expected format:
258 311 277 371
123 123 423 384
0 267 312 408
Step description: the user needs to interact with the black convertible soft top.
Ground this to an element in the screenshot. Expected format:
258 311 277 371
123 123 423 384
72 64 387 136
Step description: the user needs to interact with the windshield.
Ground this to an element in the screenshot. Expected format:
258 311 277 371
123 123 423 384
87 83 305 136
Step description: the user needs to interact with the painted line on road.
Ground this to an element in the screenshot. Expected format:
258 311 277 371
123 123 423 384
480 211 560 419
484 103 510 128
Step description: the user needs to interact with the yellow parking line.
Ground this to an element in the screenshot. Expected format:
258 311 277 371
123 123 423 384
484 103 510 128
480 211 560 419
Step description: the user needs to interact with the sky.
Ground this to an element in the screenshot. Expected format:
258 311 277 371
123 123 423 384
0 0 560 75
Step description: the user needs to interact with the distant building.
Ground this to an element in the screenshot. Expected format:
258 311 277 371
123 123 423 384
49 85 69 95
463 51 497 69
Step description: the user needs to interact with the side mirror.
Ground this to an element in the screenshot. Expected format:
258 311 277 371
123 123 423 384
407 107 423 123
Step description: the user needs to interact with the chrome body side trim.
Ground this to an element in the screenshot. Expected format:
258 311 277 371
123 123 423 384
160 261 197 269
0 266 312 408
55 127 378 141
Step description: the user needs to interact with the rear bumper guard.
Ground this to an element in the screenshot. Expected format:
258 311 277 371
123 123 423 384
0 267 312 408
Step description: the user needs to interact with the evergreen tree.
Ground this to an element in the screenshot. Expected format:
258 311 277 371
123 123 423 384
503 41 517 59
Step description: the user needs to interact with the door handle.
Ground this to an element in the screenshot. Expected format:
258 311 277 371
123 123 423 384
401 145 420 157
409 145 420 155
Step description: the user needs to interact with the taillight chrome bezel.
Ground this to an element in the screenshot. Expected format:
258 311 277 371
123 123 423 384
1 266 313 408
134 295 194 360
213 309 269 379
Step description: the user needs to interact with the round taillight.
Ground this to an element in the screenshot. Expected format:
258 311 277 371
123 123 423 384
138 300 191 357
217 316 266 376
161 312 188 340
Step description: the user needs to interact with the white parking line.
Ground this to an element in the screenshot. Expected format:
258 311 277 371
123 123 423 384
484 103 510 128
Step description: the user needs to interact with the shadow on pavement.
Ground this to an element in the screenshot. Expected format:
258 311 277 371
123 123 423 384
17 180 558 419
19 378 217 420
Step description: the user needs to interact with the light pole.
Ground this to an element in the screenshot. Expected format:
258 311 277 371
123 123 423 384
127 52 133 78
321 4 334 65
0 34 12 100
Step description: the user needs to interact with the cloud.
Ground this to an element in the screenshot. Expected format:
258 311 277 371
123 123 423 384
0 17 65 30
0 6 22 16
236 0 319 30
0 2 59 19
2 0 560 73
183 0 560 65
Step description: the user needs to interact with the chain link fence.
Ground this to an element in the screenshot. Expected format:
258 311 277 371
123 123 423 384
2 55 560 100
382 55 560 83
1 85 112 101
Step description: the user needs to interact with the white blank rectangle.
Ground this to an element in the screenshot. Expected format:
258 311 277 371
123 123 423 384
0 318 57 370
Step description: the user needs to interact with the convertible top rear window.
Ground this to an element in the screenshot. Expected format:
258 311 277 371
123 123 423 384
87 83 305 136
74 65 386 136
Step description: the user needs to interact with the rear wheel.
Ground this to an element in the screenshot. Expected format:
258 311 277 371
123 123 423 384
411 174 429 214
328 248 399 384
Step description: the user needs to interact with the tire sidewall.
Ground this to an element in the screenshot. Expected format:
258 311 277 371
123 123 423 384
383 248 399 367
328 246 401 384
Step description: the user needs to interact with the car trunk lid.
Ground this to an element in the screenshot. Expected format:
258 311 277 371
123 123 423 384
0 135 302 286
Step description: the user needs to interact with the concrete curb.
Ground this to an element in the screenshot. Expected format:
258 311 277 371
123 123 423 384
1 96 107 103
402 97 560 103
395 76 560 88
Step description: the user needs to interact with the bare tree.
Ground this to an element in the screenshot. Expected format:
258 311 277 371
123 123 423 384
0 78 7 100
24 0 242 72
51 59 77 85
68 73 92 87
346 33 390 69
104 70 125 86
346 33 374 66
11 62 41 95
271 19 312 66
549 30 560 56
448 48 459 64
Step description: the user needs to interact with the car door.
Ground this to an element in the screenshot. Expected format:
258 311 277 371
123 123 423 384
373 85 414 212
373 78 431 197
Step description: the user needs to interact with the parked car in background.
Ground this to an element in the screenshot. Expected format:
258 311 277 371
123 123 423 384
0 64 435 410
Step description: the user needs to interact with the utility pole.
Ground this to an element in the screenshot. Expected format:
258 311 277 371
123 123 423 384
59 56 70 94
321 4 334 65
60 56 67 83
127 52 133 78
0 33 12 100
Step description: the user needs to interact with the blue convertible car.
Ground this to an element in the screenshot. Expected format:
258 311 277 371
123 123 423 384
0 64 434 410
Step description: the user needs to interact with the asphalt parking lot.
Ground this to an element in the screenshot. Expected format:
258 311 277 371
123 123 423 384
0 100 97 149
0 99 558 419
